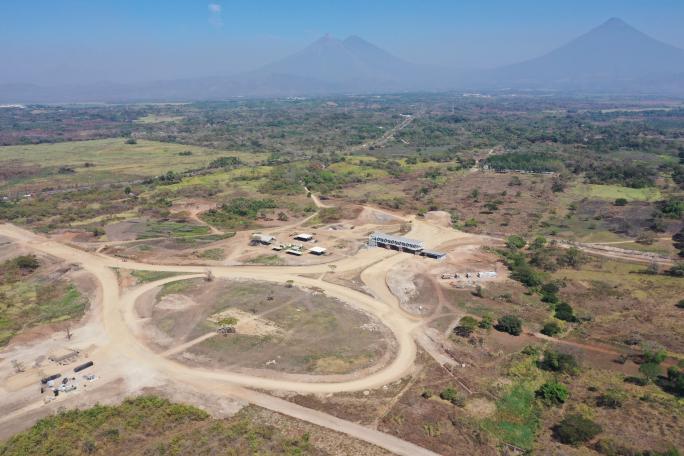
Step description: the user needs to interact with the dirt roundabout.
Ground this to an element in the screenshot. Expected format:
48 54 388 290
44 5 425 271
136 278 397 378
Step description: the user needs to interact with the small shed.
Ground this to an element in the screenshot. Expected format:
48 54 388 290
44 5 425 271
308 246 327 255
294 233 314 242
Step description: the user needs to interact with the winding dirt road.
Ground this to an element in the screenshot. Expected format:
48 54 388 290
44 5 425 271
0 221 440 455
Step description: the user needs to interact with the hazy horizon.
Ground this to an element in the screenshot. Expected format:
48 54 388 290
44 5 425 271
2 0 684 86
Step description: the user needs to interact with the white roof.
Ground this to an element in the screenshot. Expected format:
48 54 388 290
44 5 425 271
308 246 327 253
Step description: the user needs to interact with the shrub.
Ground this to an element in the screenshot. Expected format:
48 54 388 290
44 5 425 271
536 381 569 406
596 389 625 409
14 255 40 271
541 321 562 337
453 316 478 337
624 376 649 386
613 198 628 206
439 387 464 406
478 314 493 330
676 299 684 309
539 350 579 375
638 362 662 381
208 156 242 169
495 315 523 336
553 414 602 445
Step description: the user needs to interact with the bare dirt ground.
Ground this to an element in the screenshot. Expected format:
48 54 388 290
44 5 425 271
1 193 680 455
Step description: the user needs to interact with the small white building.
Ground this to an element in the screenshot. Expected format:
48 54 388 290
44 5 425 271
294 233 314 242
308 246 327 255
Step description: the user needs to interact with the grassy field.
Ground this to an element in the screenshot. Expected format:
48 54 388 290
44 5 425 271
138 220 210 239
246 254 284 265
134 114 184 124
0 139 260 193
158 166 272 193
197 248 225 260
482 350 549 450
129 270 183 284
570 183 662 202
0 396 317 456
0 276 88 346
553 259 684 352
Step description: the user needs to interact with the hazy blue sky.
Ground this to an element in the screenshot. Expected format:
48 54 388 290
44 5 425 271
2 0 684 84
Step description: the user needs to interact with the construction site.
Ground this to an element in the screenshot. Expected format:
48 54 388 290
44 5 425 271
1 195 679 455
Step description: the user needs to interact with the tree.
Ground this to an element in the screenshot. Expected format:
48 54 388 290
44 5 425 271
536 381 569 406
540 282 560 303
510 264 543 287
676 299 684 309
495 315 522 336
541 321 562 337
614 198 628 206
558 247 585 269
553 414 602 445
506 235 527 250
658 367 684 397
666 262 684 277
124 186 132 195
554 302 577 322
539 350 579 375
530 236 547 250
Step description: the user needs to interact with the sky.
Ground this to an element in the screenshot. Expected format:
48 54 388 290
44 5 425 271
2 0 684 85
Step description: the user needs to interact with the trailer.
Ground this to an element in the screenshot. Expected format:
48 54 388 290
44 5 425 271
74 361 94 373
41 373 61 384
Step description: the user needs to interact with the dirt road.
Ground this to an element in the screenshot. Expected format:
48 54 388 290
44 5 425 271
0 222 439 455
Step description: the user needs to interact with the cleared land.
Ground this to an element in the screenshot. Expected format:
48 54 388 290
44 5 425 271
0 138 261 193
140 279 395 376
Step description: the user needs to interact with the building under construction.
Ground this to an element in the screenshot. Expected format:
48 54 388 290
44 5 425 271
368 232 445 259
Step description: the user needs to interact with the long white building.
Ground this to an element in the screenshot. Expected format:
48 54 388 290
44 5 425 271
368 232 424 252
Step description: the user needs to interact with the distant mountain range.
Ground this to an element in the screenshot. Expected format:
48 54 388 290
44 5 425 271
480 17 684 91
2 18 684 103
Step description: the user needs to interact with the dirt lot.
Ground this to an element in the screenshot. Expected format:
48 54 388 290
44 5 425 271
138 278 396 377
